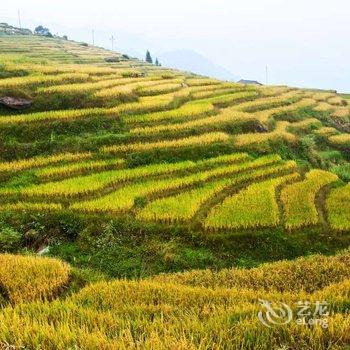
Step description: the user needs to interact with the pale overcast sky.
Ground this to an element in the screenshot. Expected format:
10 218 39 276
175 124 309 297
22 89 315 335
2 0 350 92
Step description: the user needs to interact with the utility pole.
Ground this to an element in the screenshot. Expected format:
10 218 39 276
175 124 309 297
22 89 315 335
18 9 22 29
110 35 115 51
265 65 268 85
92 30 95 46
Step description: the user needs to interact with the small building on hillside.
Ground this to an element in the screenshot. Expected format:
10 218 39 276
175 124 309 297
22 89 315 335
0 23 32 35
238 79 263 86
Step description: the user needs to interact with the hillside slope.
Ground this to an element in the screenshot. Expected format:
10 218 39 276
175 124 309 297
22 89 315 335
0 26 349 350
0 31 349 274
0 252 349 349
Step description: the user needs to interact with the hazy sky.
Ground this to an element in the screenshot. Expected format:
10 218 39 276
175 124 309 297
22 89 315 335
2 0 350 91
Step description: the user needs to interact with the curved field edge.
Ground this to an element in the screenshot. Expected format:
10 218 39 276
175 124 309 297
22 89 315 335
0 252 349 349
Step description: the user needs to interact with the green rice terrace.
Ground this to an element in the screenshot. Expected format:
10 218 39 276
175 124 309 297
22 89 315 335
0 30 349 266
0 32 349 271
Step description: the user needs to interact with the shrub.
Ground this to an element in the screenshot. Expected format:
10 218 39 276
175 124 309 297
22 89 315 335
134 196 148 208
0 226 22 252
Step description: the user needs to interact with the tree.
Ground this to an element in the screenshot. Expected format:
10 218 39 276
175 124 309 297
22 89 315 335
145 50 153 64
155 58 160 66
62 35 68 40
34 25 52 37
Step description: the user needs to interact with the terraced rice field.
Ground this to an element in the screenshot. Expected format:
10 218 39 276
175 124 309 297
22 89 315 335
0 25 350 350
0 251 350 349
0 34 349 234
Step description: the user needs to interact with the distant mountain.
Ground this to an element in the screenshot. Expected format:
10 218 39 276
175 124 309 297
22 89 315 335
158 50 239 82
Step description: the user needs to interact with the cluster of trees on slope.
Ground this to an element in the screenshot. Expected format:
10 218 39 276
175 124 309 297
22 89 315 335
145 50 160 66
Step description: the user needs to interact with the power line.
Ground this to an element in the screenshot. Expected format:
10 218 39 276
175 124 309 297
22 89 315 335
92 29 95 46
17 9 21 29
110 35 115 51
